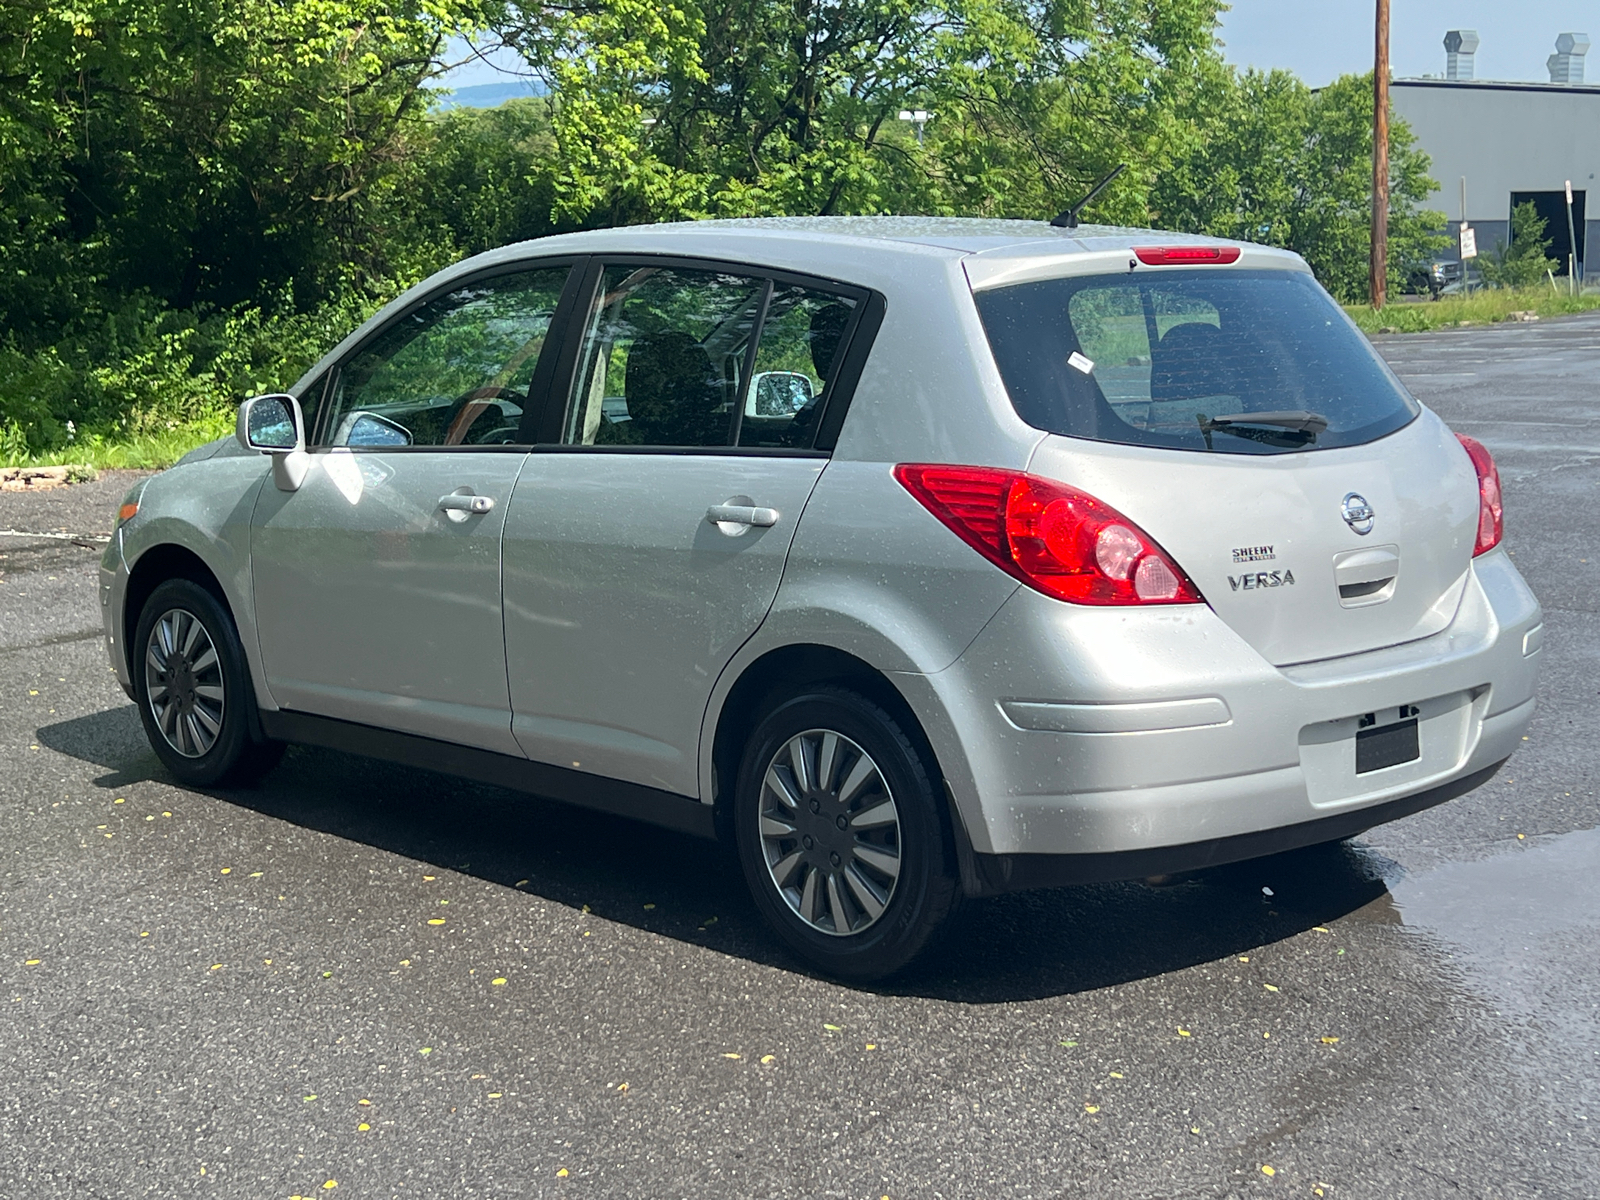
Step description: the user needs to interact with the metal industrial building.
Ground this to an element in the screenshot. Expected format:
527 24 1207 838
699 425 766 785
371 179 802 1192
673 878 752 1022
1392 31 1599 278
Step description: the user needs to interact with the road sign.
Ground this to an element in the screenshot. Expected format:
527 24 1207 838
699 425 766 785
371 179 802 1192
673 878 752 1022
1459 225 1478 260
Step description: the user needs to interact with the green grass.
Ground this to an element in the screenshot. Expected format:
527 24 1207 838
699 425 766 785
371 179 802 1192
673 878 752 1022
1345 287 1600 334
1 412 234 471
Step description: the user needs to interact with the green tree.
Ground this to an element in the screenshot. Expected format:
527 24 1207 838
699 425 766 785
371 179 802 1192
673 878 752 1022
1480 200 1558 289
0 0 497 342
496 0 1225 225
1152 70 1447 302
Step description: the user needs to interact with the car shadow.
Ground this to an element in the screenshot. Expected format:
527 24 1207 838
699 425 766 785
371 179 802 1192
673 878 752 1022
38 705 1399 1003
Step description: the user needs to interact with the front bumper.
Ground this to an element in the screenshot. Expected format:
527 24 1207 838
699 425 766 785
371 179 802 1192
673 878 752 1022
100 529 135 700
900 548 1541 862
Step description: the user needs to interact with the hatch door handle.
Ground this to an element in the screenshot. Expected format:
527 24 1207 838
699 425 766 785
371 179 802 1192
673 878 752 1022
706 503 779 528
438 493 495 514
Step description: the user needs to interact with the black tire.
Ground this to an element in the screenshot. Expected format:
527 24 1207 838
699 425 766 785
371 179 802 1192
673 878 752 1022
132 578 283 787
733 687 959 981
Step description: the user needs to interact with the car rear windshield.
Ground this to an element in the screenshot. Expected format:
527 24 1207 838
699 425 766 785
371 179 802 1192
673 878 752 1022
974 268 1419 454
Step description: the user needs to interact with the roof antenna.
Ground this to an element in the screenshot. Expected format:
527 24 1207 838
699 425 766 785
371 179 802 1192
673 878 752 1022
1050 163 1128 229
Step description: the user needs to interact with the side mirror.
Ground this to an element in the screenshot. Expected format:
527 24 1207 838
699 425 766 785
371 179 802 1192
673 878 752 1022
236 394 310 492
746 371 816 417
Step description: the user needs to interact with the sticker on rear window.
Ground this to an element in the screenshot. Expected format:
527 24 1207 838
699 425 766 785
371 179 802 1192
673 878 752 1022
1067 351 1094 374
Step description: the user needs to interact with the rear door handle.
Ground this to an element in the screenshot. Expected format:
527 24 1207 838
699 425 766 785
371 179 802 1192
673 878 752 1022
706 504 779 528
439 493 495 514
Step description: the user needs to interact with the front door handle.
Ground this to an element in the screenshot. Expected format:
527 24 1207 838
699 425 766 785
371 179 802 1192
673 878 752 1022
439 493 494 514
706 503 779 528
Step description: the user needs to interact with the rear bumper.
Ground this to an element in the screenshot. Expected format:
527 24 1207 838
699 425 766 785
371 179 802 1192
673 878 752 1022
899 548 1541 860
964 759 1503 895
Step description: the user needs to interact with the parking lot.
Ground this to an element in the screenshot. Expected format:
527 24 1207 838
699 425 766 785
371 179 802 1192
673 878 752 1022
2 314 1596 1199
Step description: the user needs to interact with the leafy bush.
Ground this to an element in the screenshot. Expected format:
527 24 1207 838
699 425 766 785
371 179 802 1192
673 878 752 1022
1480 202 1560 290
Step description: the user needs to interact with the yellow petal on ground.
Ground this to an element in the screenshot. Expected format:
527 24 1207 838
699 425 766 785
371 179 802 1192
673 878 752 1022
358 1099 371 1106
357 1123 370 1131
140 932 149 938
1263 1031 1271 1039
1177 1028 1191 1037
423 875 435 881
1238 956 1249 963
487 1092 502 1099
616 1083 628 1093
419 1047 432 1055
515 879 529 887
24 960 40 966
1109 1072 1123 1078
723 1053 741 1059
1261 1165 1275 1177
399 960 410 967
322 1182 337 1191
145 815 154 821
249 872 263 878
210 964 222 970
303 1094 317 1102
760 1055 775 1064
823 1023 842 1031
556 1168 569 1178
1321 1036 1341 1044
219 868 231 874
1263 984 1280 992
1313 926 1331 933
1084 1104 1100 1114
491 977 507 986
427 919 446 926
162 811 171 817
865 1044 877 1050
1190 1127 1201 1135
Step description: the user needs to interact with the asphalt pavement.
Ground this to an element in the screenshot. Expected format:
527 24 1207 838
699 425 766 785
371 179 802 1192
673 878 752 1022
1 315 1597 1199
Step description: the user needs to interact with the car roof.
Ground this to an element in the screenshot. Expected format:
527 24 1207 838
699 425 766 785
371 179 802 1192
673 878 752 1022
498 215 1256 260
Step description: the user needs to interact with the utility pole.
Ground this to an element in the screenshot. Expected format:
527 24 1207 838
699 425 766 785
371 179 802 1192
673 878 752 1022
1371 0 1391 309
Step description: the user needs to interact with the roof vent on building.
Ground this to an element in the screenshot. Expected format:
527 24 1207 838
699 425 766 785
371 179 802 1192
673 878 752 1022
1444 30 1479 80
1548 32 1590 84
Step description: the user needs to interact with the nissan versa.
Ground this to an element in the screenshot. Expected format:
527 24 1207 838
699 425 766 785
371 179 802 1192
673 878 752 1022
101 218 1542 979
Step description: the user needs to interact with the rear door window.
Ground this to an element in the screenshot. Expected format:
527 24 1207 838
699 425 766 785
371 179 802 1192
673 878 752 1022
975 269 1419 454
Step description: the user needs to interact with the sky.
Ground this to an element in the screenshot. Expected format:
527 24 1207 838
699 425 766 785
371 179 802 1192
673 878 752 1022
441 2 1599 93
1217 0 1597 87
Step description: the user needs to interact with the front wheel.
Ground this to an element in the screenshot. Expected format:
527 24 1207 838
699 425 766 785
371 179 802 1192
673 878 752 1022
733 688 958 981
132 578 283 787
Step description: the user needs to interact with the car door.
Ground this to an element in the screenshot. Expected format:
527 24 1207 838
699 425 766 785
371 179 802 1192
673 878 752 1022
502 260 870 797
250 263 577 755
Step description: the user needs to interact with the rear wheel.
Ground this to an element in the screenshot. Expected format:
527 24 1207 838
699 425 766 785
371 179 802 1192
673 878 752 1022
133 578 283 787
733 688 957 980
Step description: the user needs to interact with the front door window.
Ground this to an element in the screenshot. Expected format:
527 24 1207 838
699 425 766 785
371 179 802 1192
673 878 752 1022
323 266 571 448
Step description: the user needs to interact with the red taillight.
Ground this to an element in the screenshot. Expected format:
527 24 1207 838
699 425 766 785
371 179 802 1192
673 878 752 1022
1133 245 1242 266
1456 434 1503 556
894 464 1204 605
117 502 139 523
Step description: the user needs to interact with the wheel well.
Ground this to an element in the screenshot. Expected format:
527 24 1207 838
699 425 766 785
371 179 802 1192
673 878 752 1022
122 544 230 677
710 645 941 822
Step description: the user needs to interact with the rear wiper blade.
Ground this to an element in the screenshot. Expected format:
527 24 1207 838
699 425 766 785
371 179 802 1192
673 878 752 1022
1196 410 1329 450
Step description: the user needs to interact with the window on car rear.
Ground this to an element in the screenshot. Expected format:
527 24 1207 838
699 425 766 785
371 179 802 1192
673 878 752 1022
974 268 1419 454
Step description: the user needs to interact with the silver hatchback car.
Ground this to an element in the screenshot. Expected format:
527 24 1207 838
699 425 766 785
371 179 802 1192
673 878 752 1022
102 218 1542 979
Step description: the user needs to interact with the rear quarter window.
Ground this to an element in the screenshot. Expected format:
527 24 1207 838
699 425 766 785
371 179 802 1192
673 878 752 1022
974 268 1419 454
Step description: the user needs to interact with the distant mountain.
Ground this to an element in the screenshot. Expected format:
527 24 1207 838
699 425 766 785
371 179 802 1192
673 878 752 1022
433 80 547 109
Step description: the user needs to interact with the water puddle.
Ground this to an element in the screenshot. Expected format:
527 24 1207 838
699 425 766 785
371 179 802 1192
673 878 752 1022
1389 825 1600 1026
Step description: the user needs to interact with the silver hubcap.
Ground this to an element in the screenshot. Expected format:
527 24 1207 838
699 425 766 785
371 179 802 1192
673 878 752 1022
145 608 225 759
758 729 901 937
